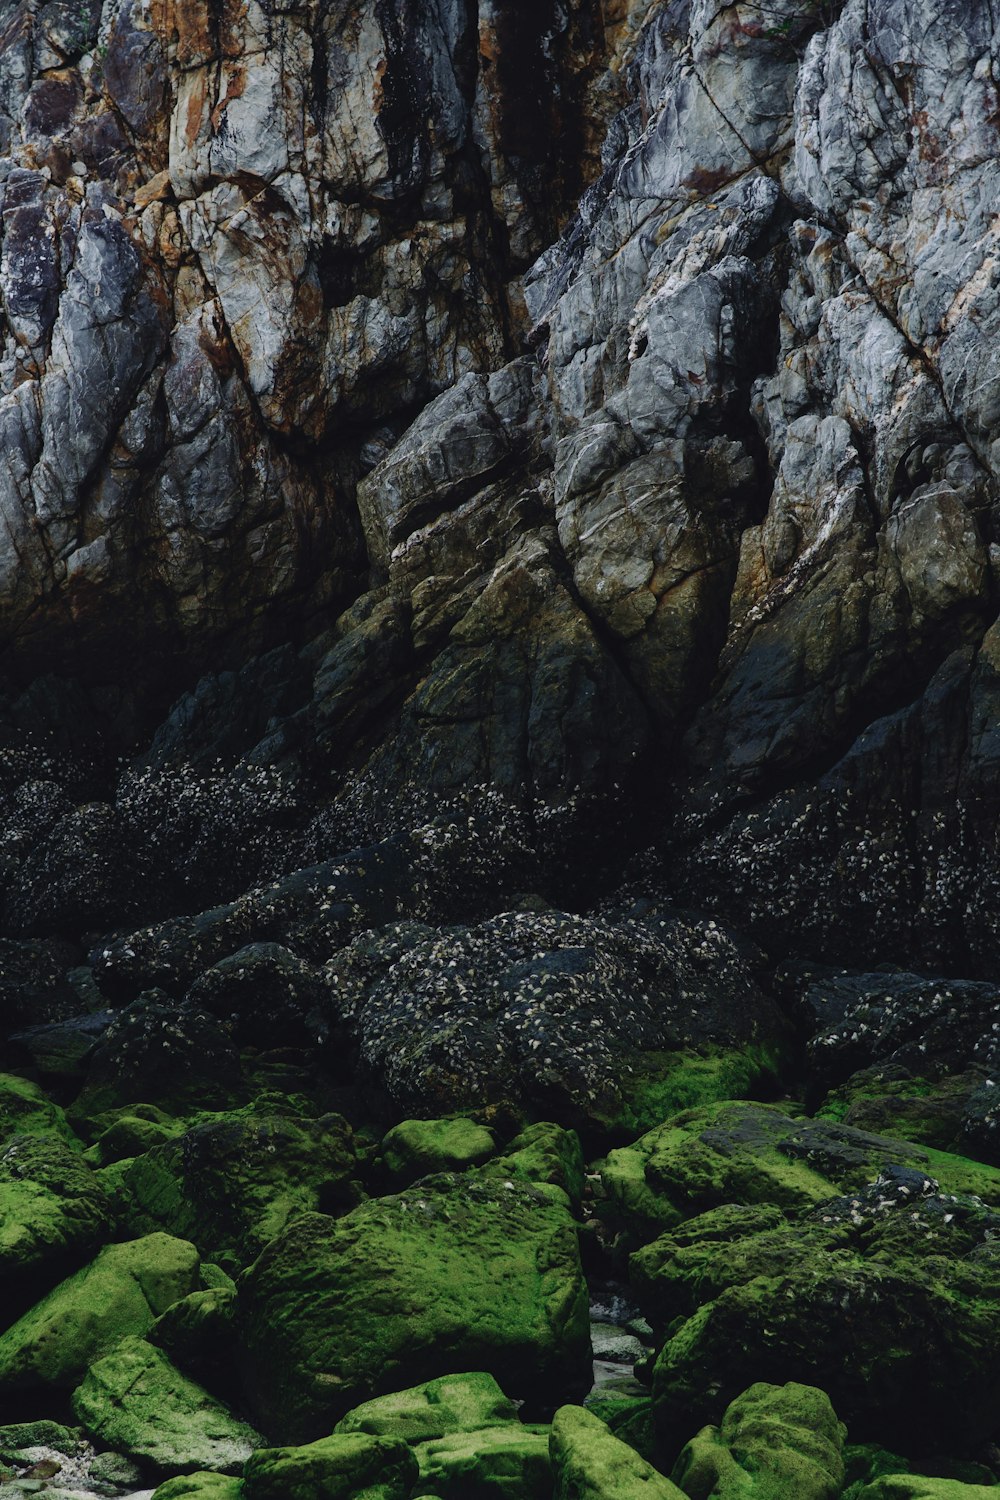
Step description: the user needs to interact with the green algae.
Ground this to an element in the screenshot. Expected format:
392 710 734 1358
151 1476 244 1500
237 1173 591 1441
0 1134 112 1278
0 1074 79 1149
482 1122 585 1206
414 1426 551 1498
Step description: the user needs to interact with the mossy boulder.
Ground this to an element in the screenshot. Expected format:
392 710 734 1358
483 1123 585 1206
647 1172 1000 1450
550 1406 684 1498
238 1174 591 1441
0 1420 82 1459
858 1480 1000 1498
123 1105 358 1268
671 1382 846 1499
335 1372 520 1443
0 1231 200 1392
0 1074 77 1147
0 1134 112 1279
243 1433 416 1500
379 1118 496 1187
414 1426 551 1498
85 1112 186 1167
72 1336 262 1474
150 1287 238 1384
151 1476 243 1500
600 1102 1000 1249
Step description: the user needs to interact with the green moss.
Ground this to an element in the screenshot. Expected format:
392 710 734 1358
613 1045 786 1137
598 1102 1000 1251
857 1479 1000 1498
550 1406 684 1498
151 1475 244 1500
123 1107 357 1266
336 1372 520 1443
238 1174 591 1442
85 1114 185 1167
0 1231 200 1392
72 1336 261 1475
671 1382 846 1499
0 1135 112 1278
243 1433 416 1500
0 1074 79 1148
0 1420 82 1461
379 1118 496 1186
414 1426 551 1498
482 1123 585 1207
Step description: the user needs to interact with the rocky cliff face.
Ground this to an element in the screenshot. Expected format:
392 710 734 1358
3 0 999 974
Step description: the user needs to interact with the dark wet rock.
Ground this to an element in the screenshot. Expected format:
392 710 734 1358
68 994 242 1127
237 1174 590 1443
184 945 333 1052
0 940 81 1039
9 1010 113 1081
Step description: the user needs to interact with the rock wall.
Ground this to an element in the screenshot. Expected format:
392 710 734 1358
2 0 1000 962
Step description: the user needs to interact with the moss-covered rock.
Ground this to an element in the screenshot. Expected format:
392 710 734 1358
0 1134 112 1280
483 1123 585 1207
379 1118 497 1187
151 1475 244 1500
123 1105 358 1268
0 1074 78 1148
238 1174 591 1441
85 1113 186 1167
72 1336 262 1475
857 1480 1000 1498
600 1103 1000 1249
415 1426 551 1498
550 1406 684 1498
0 1231 200 1392
0 1420 82 1460
671 1382 846 1499
150 1287 238 1384
335 1372 520 1443
243 1432 416 1500
648 1173 1000 1450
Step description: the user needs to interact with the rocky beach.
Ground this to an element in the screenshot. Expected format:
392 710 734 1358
2 0 1000 1497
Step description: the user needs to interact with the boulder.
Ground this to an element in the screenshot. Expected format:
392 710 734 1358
600 1103 1000 1249
72 1336 261 1474
123 1105 358 1267
549 1406 684 1499
335 1372 520 1443
151 1476 243 1500
414 1426 551 1499
671 1382 846 1499
243 1433 416 1500
238 1174 591 1440
0 1073 78 1148
378 1118 496 1188
0 1134 112 1281
0 1232 200 1392
647 1171 1000 1450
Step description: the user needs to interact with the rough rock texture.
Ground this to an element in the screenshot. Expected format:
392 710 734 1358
72 1336 261 1475
237 1175 591 1442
